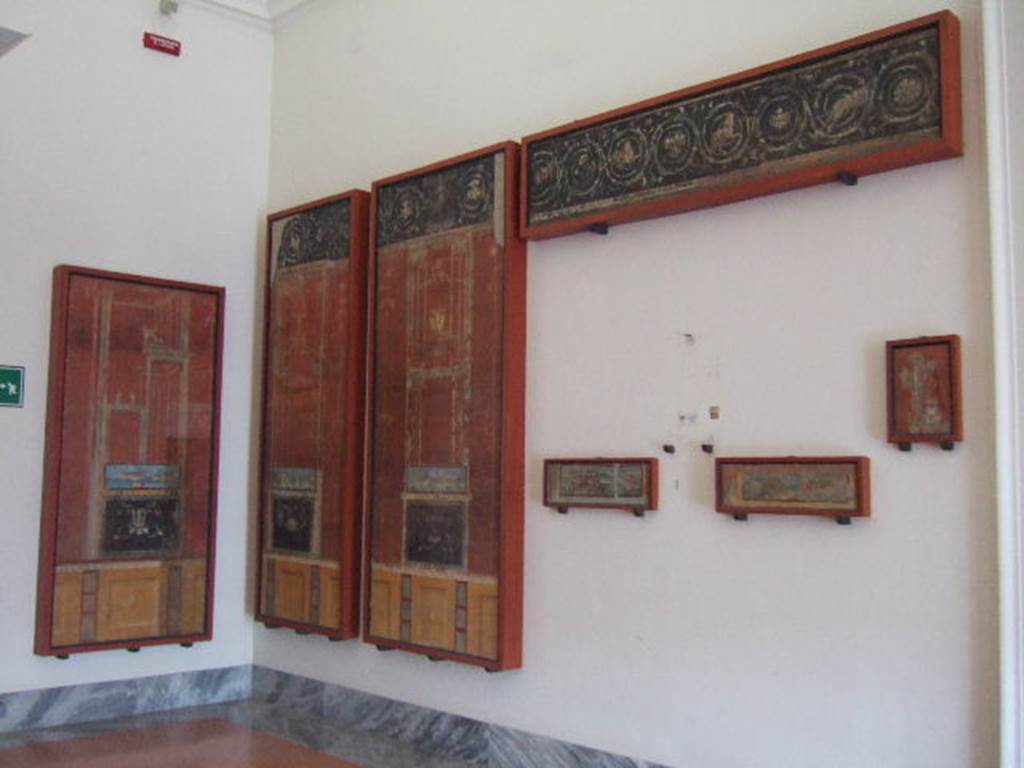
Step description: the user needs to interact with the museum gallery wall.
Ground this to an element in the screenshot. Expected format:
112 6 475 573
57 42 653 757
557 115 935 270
32 10 966 673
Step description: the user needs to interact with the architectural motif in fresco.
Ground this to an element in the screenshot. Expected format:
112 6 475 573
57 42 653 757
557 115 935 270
376 157 495 246
886 334 961 447
276 198 351 268
895 350 951 434
527 27 941 225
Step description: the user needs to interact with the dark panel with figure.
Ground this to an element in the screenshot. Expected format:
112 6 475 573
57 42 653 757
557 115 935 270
366 143 525 670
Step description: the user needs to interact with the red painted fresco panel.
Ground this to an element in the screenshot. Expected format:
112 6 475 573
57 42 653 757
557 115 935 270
107 410 142 466
366 145 524 669
55 279 101 563
183 293 216 558
371 246 409 566
256 192 368 638
54 277 217 566
267 269 325 468
36 266 224 656
467 230 502 577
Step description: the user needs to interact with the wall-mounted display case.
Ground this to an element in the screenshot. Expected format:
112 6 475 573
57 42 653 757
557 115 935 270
364 143 526 670
256 191 370 639
36 265 224 656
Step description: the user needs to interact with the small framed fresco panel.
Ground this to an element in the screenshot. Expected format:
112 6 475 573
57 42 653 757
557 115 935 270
521 11 961 240
716 456 870 524
364 142 526 671
35 265 224 656
255 190 370 639
543 458 658 516
886 334 962 450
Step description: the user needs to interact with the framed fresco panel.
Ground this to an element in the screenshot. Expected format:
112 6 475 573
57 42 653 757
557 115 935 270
35 265 224 656
365 142 525 670
886 334 962 450
521 11 961 240
255 191 370 639
716 456 870 524
543 458 658 516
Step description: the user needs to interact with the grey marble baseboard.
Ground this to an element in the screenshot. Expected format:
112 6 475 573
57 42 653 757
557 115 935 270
0 665 251 734
252 666 669 768
1 665 666 766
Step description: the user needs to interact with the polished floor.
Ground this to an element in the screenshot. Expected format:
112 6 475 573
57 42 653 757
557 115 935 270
0 718 363 768
0 699 475 768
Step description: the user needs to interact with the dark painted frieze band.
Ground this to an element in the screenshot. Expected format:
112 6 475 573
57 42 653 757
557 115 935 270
527 26 941 226
376 155 495 246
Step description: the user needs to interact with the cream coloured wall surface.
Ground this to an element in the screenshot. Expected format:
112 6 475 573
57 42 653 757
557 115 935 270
259 1 999 767
0 1 271 692
1010 0 1024 396
1004 0 1024 760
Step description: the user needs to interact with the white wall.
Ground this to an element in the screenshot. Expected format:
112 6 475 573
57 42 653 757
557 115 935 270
260 1 999 767
0 0 271 692
995 0 1024 764
1008 0 1024 441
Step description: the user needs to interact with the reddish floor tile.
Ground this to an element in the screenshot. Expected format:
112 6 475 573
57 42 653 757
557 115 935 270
0 718 364 768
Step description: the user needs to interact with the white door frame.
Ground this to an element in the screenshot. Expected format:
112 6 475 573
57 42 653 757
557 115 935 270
983 1 1023 766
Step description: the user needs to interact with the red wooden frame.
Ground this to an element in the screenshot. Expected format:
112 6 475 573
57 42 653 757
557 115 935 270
543 457 659 516
364 142 525 670
254 190 369 640
520 11 962 240
715 456 871 521
886 334 963 448
35 265 225 656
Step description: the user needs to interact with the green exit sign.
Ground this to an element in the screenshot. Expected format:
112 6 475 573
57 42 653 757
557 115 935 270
0 366 25 408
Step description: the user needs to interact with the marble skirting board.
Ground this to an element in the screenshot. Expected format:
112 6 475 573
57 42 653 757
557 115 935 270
1 665 666 766
0 665 251 733
252 666 669 768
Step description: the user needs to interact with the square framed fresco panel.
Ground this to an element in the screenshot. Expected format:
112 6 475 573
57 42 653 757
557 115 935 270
255 190 370 639
543 458 658 516
35 265 224 656
521 11 961 240
716 456 870 523
364 142 525 670
886 334 962 450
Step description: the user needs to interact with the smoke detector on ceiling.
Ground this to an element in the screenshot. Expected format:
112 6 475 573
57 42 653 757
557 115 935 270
0 26 29 58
